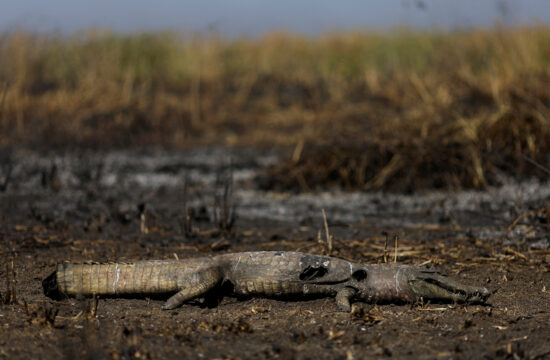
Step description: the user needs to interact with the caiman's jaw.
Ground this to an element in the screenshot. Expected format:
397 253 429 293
402 267 490 304
353 264 491 305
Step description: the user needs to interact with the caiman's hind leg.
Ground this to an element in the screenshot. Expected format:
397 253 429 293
162 268 222 310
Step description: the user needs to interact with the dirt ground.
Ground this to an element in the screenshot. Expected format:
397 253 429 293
0 148 549 360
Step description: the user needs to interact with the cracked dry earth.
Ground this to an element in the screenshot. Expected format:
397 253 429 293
0 148 549 359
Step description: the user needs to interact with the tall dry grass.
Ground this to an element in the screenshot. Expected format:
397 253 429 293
0 28 549 189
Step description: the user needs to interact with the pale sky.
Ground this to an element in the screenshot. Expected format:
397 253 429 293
1 0 549 36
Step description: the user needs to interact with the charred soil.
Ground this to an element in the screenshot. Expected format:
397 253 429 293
0 148 549 359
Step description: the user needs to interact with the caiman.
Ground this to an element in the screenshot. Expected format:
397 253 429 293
43 251 490 311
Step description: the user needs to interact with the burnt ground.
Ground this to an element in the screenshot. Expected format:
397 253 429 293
0 148 549 360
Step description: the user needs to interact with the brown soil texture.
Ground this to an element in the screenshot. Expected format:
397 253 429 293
0 149 549 360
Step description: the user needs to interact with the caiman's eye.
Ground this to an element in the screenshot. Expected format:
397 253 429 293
352 269 367 281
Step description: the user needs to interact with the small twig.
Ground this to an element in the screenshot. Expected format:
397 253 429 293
3 258 17 305
521 153 550 176
0 159 13 192
0 82 7 117
222 163 234 230
138 203 148 234
503 246 528 261
292 140 304 163
394 234 399 263
213 162 236 232
508 206 546 231
182 173 193 237
382 231 389 263
321 209 332 255
140 213 148 234
418 259 432 267
212 197 218 228
84 296 99 319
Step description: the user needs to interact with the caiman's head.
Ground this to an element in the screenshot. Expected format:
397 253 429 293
350 264 490 305
297 255 489 306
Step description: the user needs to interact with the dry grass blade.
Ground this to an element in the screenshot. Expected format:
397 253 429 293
503 247 528 261
3 258 17 305
292 140 304 163
213 163 236 232
0 83 7 118
79 296 100 319
521 153 550 176
508 206 547 231
394 234 398 263
1 29 550 191
321 208 333 255
383 232 389 263
138 203 148 235
180 173 194 238
0 155 13 193
366 154 404 190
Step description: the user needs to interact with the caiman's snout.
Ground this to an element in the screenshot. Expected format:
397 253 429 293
404 268 490 304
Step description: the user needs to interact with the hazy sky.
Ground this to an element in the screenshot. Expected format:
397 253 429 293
1 0 549 36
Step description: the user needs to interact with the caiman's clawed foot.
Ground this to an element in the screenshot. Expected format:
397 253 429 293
400 267 490 304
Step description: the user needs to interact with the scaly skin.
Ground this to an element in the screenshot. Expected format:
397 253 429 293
43 251 490 311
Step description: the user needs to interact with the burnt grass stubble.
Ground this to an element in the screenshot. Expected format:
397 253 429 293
0 150 549 360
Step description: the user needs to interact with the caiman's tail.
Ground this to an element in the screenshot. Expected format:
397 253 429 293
43 261 182 298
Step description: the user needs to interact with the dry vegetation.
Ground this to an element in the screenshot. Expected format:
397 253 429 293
1 27 550 190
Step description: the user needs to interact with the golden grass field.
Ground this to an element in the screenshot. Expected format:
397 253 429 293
1 28 549 190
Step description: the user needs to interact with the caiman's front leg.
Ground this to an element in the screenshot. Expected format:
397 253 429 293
335 287 356 312
162 267 222 310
